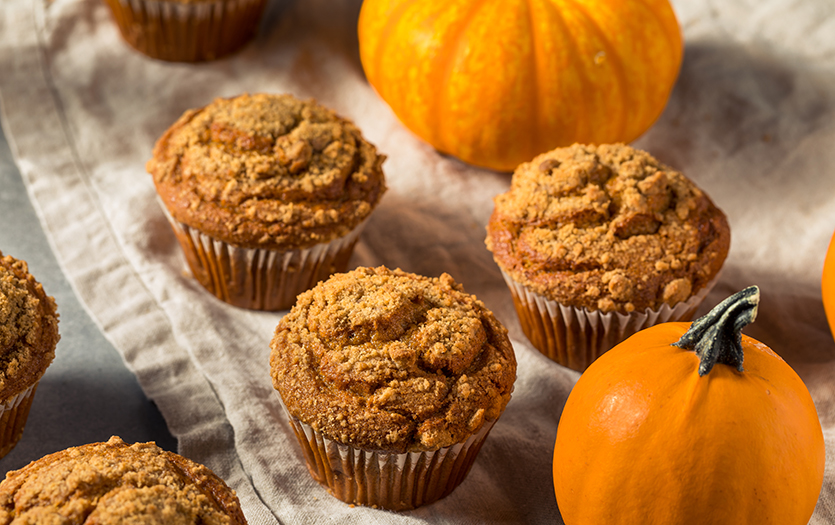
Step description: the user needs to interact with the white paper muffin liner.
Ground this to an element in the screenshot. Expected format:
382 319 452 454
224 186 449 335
501 270 720 371
275 393 496 511
104 0 267 62
0 382 39 459
161 205 366 311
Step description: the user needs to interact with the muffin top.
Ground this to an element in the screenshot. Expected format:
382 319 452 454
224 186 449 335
147 93 386 250
0 252 59 400
270 266 516 453
0 436 246 525
486 144 730 314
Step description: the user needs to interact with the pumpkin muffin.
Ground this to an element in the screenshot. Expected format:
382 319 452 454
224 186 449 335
103 0 268 62
0 251 59 459
0 436 247 524
486 143 730 371
270 266 516 510
148 93 387 310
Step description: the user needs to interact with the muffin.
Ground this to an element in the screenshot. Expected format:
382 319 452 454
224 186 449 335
269 266 517 510
0 251 59 458
0 436 247 524
103 0 268 62
486 143 730 371
147 93 387 311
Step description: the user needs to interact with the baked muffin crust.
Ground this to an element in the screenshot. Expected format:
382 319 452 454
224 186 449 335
147 93 386 250
0 436 246 525
270 266 516 453
0 252 59 400
486 144 730 313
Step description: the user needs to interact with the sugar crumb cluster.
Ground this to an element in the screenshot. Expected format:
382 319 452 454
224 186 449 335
270 266 516 452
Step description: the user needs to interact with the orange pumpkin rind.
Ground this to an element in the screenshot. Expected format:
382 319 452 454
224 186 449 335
821 229 835 341
553 286 826 525
358 0 684 171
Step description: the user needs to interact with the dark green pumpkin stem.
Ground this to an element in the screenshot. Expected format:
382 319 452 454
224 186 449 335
672 286 760 376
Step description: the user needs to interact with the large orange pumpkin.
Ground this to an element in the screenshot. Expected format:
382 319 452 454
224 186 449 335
358 0 683 171
553 287 825 525
821 229 835 340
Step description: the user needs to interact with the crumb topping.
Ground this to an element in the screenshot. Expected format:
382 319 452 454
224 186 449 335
147 93 386 250
0 252 59 400
486 144 730 313
270 267 516 452
0 436 246 525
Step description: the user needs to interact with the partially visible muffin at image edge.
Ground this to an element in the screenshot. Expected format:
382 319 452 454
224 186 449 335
0 436 247 524
147 93 387 311
0 250 59 458
486 143 730 372
270 266 517 511
102 0 269 62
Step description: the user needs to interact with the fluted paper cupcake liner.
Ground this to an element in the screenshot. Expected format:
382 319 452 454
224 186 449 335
501 270 719 372
104 0 267 62
276 394 495 511
0 382 39 459
162 206 365 311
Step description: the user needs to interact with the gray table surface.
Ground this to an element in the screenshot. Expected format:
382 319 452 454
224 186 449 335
0 124 177 475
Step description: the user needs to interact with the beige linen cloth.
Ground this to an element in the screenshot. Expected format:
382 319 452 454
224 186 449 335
1 0 834 523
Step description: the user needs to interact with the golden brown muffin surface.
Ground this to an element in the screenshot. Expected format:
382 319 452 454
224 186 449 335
486 144 730 314
0 436 246 525
0 252 59 401
147 93 386 250
270 266 516 453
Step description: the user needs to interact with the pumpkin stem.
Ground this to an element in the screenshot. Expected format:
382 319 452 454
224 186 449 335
672 286 760 376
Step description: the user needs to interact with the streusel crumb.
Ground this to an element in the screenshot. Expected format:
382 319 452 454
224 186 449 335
0 436 246 525
486 144 730 313
147 93 386 250
0 252 58 399
270 267 516 452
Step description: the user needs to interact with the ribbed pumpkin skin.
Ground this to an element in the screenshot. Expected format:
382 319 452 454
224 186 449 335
822 230 835 340
358 0 683 171
553 323 825 525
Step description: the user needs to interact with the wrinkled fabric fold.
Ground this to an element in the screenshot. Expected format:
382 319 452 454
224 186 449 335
0 0 834 523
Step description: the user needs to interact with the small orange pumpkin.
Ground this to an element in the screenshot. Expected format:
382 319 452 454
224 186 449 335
553 287 825 525
358 0 683 171
821 229 835 340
